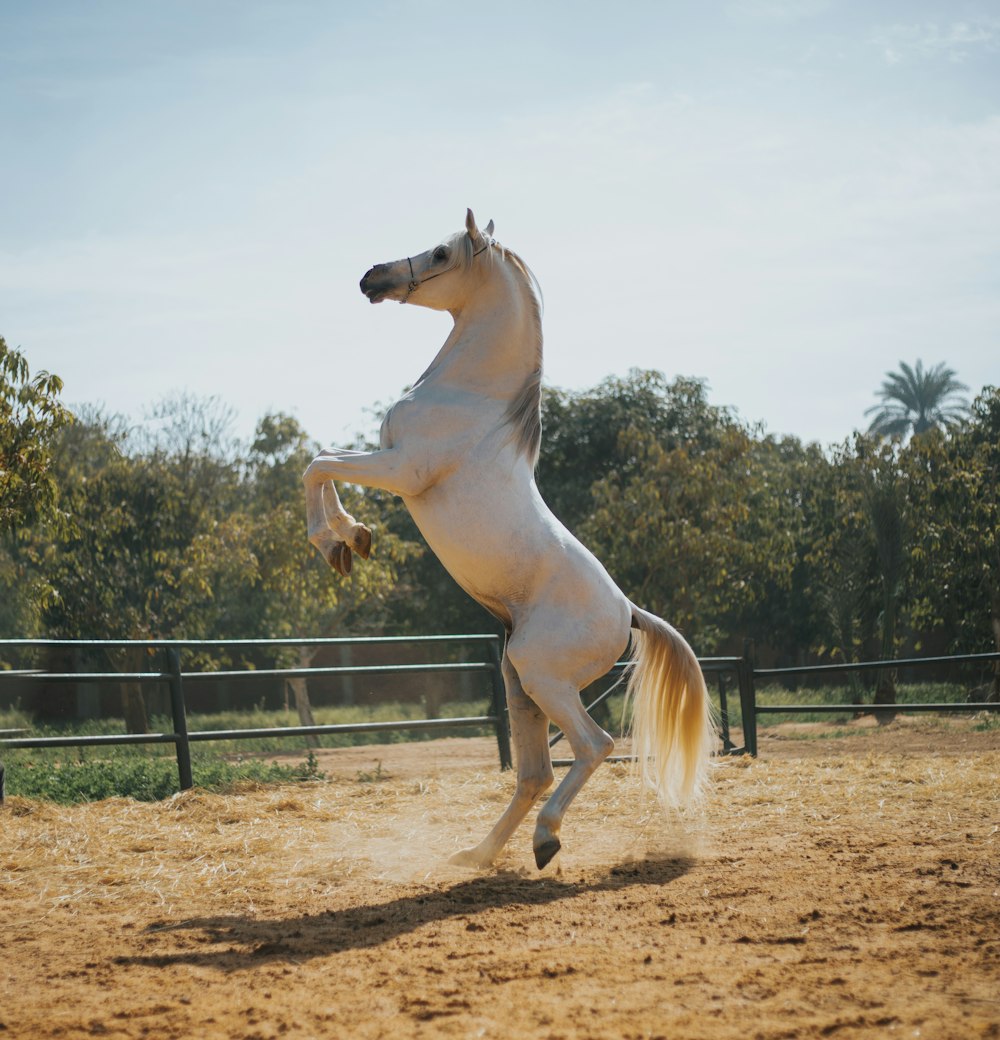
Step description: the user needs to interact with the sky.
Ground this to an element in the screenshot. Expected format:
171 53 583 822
1 0 998 450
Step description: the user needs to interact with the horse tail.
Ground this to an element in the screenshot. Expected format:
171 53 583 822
624 604 716 807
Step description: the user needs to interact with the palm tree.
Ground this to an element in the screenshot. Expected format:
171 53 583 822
865 360 969 438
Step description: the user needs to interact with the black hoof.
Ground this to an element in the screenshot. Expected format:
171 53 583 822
534 838 561 870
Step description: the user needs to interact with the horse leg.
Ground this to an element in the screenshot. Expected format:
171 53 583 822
304 457 372 574
506 644 616 869
450 653 553 868
304 444 444 574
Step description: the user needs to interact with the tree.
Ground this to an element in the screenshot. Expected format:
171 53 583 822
0 337 73 641
236 413 419 734
26 404 420 729
907 387 1000 699
865 360 968 439
738 435 832 665
859 440 910 716
0 336 72 536
537 370 731 532
575 380 798 653
40 412 216 732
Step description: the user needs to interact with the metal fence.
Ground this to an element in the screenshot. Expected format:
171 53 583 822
740 648 1000 756
2 636 996 802
0 636 752 799
0 635 513 800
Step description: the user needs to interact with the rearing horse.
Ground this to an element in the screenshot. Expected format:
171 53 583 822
303 210 714 870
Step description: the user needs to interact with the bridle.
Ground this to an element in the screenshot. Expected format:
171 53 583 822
403 242 490 303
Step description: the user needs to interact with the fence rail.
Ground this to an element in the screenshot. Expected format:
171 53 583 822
0 635 513 800
1 637 997 802
740 648 1000 755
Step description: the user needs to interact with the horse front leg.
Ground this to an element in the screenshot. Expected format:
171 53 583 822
305 479 371 576
303 446 429 575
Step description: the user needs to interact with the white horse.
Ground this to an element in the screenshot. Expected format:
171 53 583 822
303 210 714 870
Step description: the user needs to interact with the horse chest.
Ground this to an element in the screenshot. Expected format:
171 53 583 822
380 391 497 453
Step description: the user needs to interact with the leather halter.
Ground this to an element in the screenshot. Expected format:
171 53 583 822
403 242 490 302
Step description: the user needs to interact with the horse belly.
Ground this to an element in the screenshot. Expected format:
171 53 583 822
403 480 628 647
405 488 539 598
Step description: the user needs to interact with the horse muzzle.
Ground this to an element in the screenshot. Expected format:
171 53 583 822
360 264 396 304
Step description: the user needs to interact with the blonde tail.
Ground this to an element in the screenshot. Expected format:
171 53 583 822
624 605 716 807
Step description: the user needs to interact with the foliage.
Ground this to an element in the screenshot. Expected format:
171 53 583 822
0 336 73 535
28 406 418 646
0 338 74 634
906 387 1000 696
865 359 969 439
4 748 324 803
538 370 730 530
1 349 998 716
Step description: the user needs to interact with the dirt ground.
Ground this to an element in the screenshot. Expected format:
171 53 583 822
2 717 998 1040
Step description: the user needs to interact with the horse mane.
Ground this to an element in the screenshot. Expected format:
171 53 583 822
443 229 544 467
487 240 544 468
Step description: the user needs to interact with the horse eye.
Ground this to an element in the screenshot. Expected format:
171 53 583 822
433 247 449 262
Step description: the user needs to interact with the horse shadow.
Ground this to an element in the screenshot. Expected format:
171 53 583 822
116 857 693 973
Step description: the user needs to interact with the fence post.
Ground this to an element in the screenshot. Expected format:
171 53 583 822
487 638 512 771
717 672 734 754
737 639 758 757
167 648 194 790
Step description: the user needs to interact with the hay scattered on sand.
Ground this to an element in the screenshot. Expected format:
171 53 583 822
2 721 998 1040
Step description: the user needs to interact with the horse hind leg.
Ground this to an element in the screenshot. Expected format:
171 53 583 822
506 644 616 870
450 653 554 869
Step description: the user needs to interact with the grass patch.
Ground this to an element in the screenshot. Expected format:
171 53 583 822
973 715 1000 732
3 744 324 803
0 698 489 804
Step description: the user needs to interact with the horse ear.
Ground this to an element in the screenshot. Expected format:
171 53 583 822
465 208 479 240
484 219 495 237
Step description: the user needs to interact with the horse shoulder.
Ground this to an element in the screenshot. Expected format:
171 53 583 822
382 387 503 454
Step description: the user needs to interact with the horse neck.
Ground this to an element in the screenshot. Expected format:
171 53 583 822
424 262 540 399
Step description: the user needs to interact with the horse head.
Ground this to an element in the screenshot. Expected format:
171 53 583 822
359 209 495 310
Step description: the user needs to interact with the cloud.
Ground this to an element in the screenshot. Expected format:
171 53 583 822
870 19 1000 64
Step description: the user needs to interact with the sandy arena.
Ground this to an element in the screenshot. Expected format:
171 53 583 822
2 718 998 1040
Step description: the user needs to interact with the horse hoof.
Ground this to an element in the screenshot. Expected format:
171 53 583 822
534 838 561 870
352 524 373 560
330 542 352 576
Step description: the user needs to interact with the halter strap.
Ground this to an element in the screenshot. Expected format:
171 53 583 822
403 242 490 302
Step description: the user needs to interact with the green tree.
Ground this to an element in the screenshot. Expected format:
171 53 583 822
237 413 419 734
39 412 216 731
0 337 73 639
861 440 910 715
907 387 1000 698
577 386 797 653
537 370 730 532
865 360 968 439
739 435 832 666
0 336 73 534
805 435 914 714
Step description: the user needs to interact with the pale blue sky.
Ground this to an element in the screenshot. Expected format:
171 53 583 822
2 1 998 448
